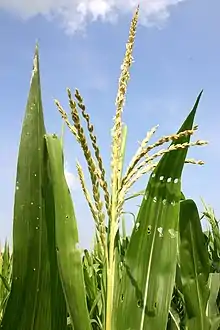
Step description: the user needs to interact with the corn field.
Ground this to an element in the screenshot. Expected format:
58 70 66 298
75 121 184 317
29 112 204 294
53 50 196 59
1 6 220 330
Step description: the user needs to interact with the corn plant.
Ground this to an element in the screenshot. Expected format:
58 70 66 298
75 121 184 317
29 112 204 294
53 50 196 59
1 5 219 330
202 202 220 273
0 242 12 322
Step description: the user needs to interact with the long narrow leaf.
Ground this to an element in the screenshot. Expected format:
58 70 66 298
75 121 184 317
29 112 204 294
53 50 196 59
1 46 67 330
179 199 210 329
207 273 220 330
113 92 203 329
45 134 91 330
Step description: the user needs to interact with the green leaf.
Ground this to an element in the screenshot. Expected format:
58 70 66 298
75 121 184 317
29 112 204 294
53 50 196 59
207 273 220 318
202 200 220 260
0 242 11 293
167 307 181 330
0 275 10 293
210 316 220 330
0 46 67 330
0 242 12 321
179 199 210 330
45 134 91 330
113 91 203 330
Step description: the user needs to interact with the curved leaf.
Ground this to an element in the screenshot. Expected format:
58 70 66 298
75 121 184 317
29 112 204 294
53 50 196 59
113 92 202 330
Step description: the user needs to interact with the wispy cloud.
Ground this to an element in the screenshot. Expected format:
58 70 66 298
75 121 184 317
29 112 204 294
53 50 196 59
0 0 186 34
64 162 79 191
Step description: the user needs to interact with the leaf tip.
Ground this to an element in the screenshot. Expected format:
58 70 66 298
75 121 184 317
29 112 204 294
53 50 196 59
30 42 40 84
35 39 39 51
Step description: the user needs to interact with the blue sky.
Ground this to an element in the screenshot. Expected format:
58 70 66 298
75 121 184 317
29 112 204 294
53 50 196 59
0 0 219 249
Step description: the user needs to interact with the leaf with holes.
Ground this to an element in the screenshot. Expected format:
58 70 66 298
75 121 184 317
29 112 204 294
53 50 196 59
0 47 67 330
45 134 91 330
113 92 203 330
179 199 211 330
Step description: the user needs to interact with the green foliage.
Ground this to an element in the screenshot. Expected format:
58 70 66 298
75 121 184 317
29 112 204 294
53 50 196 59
45 134 91 330
112 95 201 330
0 8 219 330
0 46 67 330
0 242 11 322
179 199 210 329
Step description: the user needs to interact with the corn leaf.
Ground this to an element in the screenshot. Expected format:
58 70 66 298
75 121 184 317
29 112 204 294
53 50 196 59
167 306 181 330
45 134 91 330
0 242 12 321
0 46 67 330
207 274 220 330
113 92 203 330
179 199 210 330
207 273 220 319
202 201 220 259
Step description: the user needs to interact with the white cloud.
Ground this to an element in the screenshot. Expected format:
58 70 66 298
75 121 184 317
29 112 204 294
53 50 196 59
0 0 186 34
64 162 79 191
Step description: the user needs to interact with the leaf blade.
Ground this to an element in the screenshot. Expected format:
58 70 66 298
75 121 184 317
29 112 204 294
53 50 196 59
45 134 91 330
179 199 210 330
1 46 67 330
113 92 202 330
